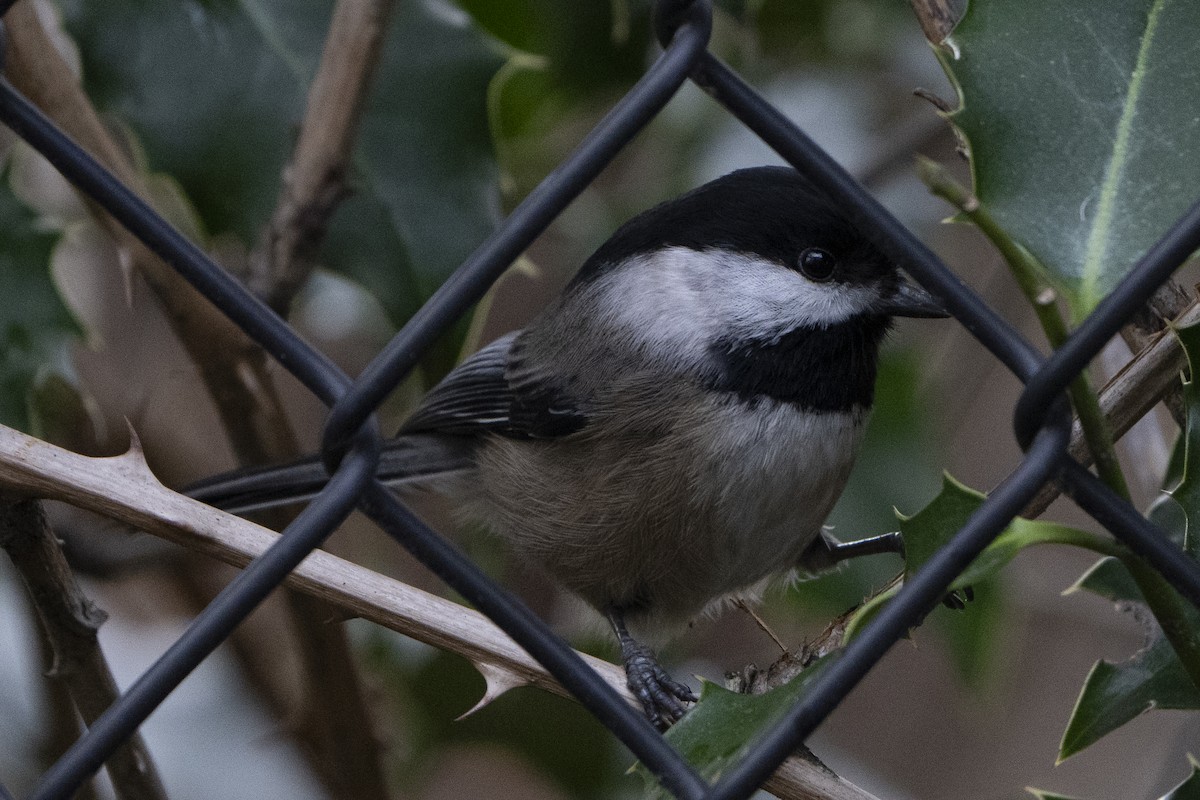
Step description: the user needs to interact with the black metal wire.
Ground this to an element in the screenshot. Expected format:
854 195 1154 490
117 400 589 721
362 486 711 799
0 3 715 796
0 78 349 406
711 413 1073 799
320 0 712 462
1061 461 1200 608
1015 195 1200 446
2 0 1200 796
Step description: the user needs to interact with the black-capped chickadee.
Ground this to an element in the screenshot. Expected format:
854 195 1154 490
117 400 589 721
187 166 947 726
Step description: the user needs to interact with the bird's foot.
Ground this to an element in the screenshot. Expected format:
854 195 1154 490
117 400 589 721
607 608 697 729
619 637 697 729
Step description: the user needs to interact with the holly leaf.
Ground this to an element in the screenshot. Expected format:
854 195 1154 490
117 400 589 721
634 657 834 796
60 0 507 350
1026 791 1084 800
1057 493 1200 761
844 475 1105 641
1056 373 1200 761
1029 757 1200 800
938 1 1200 318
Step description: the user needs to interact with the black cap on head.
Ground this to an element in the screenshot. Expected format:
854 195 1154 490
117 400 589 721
575 166 893 287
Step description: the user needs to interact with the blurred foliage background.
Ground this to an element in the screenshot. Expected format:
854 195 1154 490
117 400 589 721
0 1 1196 799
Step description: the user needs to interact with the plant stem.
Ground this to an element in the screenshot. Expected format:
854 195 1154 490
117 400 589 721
978 525 1200 688
1036 295 1133 501
918 157 1132 501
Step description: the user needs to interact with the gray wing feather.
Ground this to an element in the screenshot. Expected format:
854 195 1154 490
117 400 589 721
186 330 591 514
401 330 589 439
400 332 521 435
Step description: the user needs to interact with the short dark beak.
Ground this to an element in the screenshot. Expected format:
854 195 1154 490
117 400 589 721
879 278 949 319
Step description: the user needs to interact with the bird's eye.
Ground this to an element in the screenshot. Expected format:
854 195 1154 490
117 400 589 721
798 248 836 281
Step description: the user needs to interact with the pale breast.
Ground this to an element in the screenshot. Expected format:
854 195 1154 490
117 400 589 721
470 382 869 633
687 397 868 593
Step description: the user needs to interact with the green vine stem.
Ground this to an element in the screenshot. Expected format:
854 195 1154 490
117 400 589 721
917 157 1132 502
1068 533 1200 692
986 525 1200 689
1024 527 1200 690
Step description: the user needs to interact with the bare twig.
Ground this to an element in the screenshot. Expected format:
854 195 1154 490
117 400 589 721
247 0 395 313
0 496 166 800
240 3 397 794
27 599 100 800
284 588 389 800
1024 298 1200 517
0 428 881 800
1118 279 1191 427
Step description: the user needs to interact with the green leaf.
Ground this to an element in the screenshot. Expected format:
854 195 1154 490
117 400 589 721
60 0 507 347
60 0 311 242
1168 321 1200 559
939 1 1200 318
1059 552 1200 760
454 1 653 98
1029 759 1200 800
899 475 1109 587
0 173 78 432
634 657 835 796
844 475 1116 641
1054 429 1200 761
895 474 986 577
352 1 506 304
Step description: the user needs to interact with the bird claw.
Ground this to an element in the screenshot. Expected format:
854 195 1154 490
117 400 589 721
621 639 697 729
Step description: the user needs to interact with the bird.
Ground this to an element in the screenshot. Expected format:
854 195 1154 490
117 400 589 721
185 165 947 727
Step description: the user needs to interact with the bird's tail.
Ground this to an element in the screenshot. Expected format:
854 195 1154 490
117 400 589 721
184 433 477 515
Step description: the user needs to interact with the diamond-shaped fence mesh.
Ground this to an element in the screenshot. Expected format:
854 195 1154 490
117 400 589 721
1 1 1199 798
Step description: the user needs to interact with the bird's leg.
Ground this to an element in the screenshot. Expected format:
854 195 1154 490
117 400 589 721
798 529 904 574
606 608 697 729
820 530 905 563
805 531 973 609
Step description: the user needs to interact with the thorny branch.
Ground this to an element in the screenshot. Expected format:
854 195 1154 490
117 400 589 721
0 428 881 800
3 6 393 798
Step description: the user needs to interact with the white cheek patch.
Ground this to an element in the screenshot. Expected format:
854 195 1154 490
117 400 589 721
590 246 878 358
702 250 878 339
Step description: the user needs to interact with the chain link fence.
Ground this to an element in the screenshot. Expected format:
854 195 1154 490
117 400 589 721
1 0 1199 797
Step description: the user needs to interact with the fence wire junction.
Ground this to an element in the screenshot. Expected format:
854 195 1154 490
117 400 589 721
2 1 1200 798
